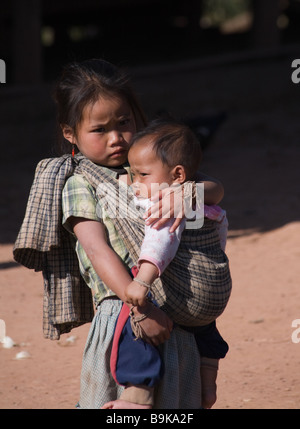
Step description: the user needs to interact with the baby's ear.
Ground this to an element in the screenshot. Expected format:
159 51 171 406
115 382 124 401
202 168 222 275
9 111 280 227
172 165 186 184
61 124 76 144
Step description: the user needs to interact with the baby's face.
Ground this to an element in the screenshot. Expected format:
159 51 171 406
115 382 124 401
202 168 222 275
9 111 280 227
128 139 174 199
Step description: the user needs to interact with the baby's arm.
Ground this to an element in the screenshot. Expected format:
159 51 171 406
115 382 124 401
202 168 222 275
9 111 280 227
125 261 159 307
125 219 185 306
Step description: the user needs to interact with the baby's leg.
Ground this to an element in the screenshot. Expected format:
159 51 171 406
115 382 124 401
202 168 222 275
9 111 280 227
101 385 154 409
200 357 219 409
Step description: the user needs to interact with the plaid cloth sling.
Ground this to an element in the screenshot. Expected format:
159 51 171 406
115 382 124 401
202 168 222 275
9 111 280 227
86 173 232 327
74 156 232 327
13 154 232 340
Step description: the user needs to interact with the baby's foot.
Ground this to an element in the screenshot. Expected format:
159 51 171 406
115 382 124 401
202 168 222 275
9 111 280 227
101 400 152 409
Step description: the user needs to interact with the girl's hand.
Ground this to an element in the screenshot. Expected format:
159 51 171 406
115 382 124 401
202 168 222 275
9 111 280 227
132 303 173 347
125 280 148 307
144 185 184 233
144 174 224 232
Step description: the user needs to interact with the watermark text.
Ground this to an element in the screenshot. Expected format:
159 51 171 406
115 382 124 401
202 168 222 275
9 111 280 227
0 59 6 83
96 181 204 229
291 59 300 84
291 319 300 343
0 319 6 342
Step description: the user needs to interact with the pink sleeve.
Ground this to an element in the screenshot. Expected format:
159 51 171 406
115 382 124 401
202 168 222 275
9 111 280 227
138 220 185 276
204 204 225 221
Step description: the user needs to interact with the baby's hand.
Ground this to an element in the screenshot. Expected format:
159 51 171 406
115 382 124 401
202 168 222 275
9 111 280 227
125 280 148 307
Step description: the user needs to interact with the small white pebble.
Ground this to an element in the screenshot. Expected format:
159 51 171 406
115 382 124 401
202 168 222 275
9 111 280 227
15 351 31 360
66 335 77 343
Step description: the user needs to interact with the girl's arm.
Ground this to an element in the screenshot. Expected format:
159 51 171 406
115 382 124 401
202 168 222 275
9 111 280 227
70 216 173 346
196 172 224 205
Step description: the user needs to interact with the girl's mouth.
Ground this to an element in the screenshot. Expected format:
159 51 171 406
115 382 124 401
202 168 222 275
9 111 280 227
110 148 127 158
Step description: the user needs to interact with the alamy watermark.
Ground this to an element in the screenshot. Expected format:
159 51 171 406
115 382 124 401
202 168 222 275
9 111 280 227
291 59 300 84
291 319 300 343
0 319 6 342
0 59 6 83
95 181 204 230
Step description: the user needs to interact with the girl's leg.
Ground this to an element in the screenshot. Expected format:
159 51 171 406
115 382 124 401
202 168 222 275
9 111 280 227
77 299 124 409
200 357 219 409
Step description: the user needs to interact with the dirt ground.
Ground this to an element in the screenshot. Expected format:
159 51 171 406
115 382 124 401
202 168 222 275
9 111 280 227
1 48 300 409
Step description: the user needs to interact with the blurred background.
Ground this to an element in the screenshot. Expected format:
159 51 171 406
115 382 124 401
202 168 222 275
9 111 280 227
2 0 300 83
1 0 300 243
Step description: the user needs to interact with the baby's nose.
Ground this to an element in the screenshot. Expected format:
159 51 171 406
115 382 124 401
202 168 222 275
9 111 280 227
131 181 140 195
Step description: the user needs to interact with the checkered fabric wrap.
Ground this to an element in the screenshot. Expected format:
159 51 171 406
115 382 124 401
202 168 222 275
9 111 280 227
13 155 95 339
88 177 232 327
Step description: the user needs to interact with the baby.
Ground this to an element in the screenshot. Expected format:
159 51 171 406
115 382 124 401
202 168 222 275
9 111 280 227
125 119 228 307
105 119 229 409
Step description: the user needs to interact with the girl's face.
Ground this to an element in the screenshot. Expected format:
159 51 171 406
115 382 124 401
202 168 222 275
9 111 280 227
64 96 136 166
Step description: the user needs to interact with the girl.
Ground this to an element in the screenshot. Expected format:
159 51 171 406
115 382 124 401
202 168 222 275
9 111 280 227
14 59 225 409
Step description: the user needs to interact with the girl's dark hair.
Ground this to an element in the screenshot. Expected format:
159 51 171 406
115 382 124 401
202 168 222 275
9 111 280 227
53 59 147 155
129 118 203 180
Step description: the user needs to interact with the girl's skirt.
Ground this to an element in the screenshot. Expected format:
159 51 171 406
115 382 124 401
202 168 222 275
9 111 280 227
77 298 202 409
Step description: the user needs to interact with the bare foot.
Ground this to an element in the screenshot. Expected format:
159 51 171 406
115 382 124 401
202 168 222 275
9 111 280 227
101 400 152 409
201 387 217 409
200 359 218 409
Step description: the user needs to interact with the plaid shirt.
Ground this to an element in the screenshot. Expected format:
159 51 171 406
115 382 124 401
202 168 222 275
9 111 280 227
62 172 134 305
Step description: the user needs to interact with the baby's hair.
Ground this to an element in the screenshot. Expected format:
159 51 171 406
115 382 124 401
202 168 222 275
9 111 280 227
129 118 203 180
53 58 147 154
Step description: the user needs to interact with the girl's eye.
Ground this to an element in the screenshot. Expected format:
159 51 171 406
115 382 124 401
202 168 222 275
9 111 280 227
120 118 131 126
93 127 105 133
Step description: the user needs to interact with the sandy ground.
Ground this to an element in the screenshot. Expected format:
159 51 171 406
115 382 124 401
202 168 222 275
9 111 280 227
1 49 300 409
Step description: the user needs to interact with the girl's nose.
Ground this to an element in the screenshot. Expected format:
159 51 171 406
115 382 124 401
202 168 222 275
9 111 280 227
109 130 124 145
